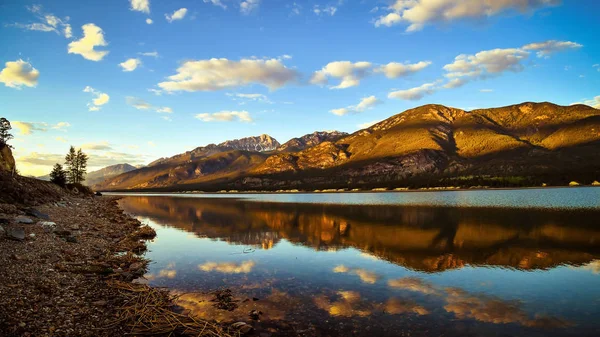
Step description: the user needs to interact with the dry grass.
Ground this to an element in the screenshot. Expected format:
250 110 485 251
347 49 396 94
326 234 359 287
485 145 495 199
105 280 237 336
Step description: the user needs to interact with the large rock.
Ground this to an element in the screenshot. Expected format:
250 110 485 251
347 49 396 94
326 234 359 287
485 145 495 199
0 144 16 173
8 227 25 241
14 216 34 224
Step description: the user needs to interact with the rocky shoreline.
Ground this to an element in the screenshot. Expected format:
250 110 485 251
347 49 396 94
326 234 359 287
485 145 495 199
0 192 234 336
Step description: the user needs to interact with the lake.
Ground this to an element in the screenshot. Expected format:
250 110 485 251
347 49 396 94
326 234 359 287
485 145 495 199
115 188 600 337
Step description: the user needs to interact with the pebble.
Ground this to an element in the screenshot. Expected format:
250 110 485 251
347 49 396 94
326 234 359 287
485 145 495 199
39 221 57 233
8 227 25 241
15 216 34 224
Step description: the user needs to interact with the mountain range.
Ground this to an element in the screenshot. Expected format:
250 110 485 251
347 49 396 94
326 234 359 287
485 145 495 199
96 102 600 191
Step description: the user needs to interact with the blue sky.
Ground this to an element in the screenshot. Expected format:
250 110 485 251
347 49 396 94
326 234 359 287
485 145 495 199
1 0 599 176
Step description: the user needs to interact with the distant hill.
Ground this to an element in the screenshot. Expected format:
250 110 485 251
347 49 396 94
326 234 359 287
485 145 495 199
97 102 600 191
86 163 137 186
37 163 137 185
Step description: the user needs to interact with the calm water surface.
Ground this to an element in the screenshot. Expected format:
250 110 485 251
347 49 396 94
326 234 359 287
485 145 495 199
116 188 600 337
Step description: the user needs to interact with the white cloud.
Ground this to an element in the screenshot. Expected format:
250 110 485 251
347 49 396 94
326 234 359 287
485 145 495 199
330 95 382 116
51 122 71 131
388 82 438 100
240 0 260 14
12 121 47 135
83 86 110 111
375 0 559 31
522 40 582 58
291 2 301 15
358 119 383 129
156 107 173 113
148 88 163 95
68 24 109 61
311 61 372 89
376 61 432 78
572 96 600 109
158 58 299 92
10 5 72 38
356 96 382 111
480 89 494 92
195 110 253 123
119 58 142 72
130 0 150 14
0 59 40 89
126 96 152 110
138 51 159 58
204 0 227 9
594 64 600 71
314 5 337 16
55 136 67 143
227 93 272 103
165 8 188 22
330 108 350 116
146 18 153 24
81 141 113 151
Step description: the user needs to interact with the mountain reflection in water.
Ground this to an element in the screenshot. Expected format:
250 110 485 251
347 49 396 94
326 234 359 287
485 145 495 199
120 196 600 272
118 195 600 337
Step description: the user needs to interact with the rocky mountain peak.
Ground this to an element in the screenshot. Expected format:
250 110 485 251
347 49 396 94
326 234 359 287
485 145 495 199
278 130 349 152
218 134 280 152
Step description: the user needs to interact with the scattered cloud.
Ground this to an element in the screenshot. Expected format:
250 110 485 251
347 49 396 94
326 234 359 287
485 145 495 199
9 4 72 38
130 0 150 14
388 81 439 100
68 24 109 61
119 58 142 72
126 96 152 110
138 51 159 58
156 107 173 113
81 141 113 151
204 0 227 10
480 88 494 92
158 58 299 92
374 0 560 32
146 18 153 24
148 141 156 147
12 121 47 135
165 8 188 22
314 5 338 16
227 93 272 104
195 110 253 123
594 64 600 71
55 136 67 143
17 150 148 170
240 0 260 15
148 88 163 95
0 59 39 89
311 61 372 89
330 96 382 116
358 119 382 129
571 96 600 109
83 86 110 111
376 61 432 78
291 2 301 15
199 261 255 273
312 60 430 89
522 40 582 58
51 122 71 131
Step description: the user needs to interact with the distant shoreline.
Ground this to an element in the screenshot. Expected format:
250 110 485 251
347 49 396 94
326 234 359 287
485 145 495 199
103 184 600 195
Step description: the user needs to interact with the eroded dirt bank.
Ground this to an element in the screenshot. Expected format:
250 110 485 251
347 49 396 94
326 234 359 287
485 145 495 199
0 195 159 336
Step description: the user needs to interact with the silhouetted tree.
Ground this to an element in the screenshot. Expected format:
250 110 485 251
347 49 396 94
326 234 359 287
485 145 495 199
0 117 14 148
65 146 88 184
49 163 67 187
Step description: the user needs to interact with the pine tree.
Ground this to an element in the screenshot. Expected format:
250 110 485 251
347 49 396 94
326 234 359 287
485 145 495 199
65 146 77 184
49 163 67 187
0 117 14 148
75 148 88 184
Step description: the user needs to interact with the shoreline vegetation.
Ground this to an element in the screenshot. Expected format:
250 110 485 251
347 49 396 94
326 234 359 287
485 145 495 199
0 173 237 336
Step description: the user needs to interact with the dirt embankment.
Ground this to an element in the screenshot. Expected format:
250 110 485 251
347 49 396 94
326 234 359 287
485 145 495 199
0 173 239 336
